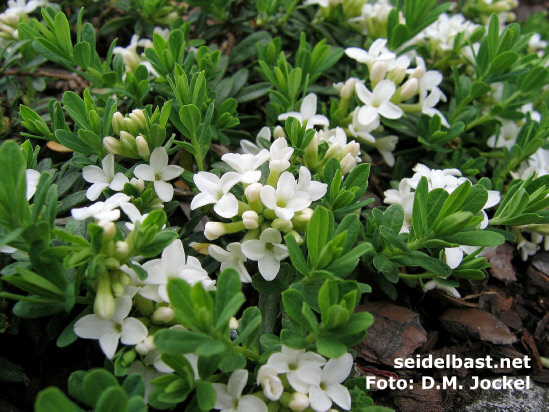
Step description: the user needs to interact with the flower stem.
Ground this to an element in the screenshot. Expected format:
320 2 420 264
258 292 280 337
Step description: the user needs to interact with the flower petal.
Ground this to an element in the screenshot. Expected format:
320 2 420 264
378 102 404 119
99 332 121 359
237 395 267 412
300 93 317 120
358 106 379 126
214 193 239 218
241 240 266 261
260 185 277 210
74 315 114 339
258 251 280 281
134 164 155 181
373 80 396 103
228 369 248 399
110 173 129 191
121 317 148 345
150 147 168 173
83 165 108 184
190 192 217 210
212 384 233 409
322 353 353 384
86 183 109 201
326 383 352 410
112 296 132 324
194 172 220 195
309 386 332 411
160 165 183 181
355 83 373 105
154 180 174 202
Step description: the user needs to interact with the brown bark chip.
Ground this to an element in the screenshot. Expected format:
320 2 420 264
440 309 517 345
488 243 517 282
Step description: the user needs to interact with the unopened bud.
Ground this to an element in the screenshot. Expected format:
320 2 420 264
111 278 124 297
271 218 293 232
342 141 360 158
129 109 147 130
204 222 226 240
120 349 137 367
242 210 260 229
114 241 129 260
388 66 407 84
123 117 139 136
293 208 313 225
103 136 122 155
229 317 239 330
340 153 357 174
135 335 156 355
289 393 310 411
324 141 342 160
340 78 360 99
130 178 145 192
245 183 263 203
104 257 121 271
100 221 117 242
150 198 164 210
112 112 125 135
273 125 286 139
397 78 419 101
409 65 425 80
95 274 115 320
152 306 175 323
120 131 138 157
370 61 388 84
136 135 150 160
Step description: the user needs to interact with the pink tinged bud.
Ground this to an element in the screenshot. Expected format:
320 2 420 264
135 335 156 355
129 109 147 130
273 125 286 139
398 78 419 101
204 222 226 240
370 61 388 84
112 112 125 135
245 183 263 202
152 306 174 323
289 393 310 411
242 210 260 229
136 135 150 160
103 136 122 155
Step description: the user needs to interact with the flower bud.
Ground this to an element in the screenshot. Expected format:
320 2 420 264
135 335 156 355
103 136 122 155
123 117 139 136
136 135 150 160
340 153 357 174
130 178 145 192
245 183 263 203
120 131 138 157
370 61 388 84
112 112 125 135
397 78 419 101
289 393 310 411
257 365 283 401
409 65 425 80
273 125 286 139
341 78 360 99
229 317 239 330
271 218 293 232
99 221 117 242
150 198 165 210
114 241 129 260
205 222 226 240
242 210 260 229
120 349 137 367
152 306 175 323
342 141 361 158
129 109 147 130
104 257 121 271
293 208 313 225
324 141 342 161
388 66 407 84
111 279 124 297
95 275 115 320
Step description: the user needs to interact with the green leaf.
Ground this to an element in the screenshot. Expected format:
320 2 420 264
280 329 308 349
373 255 399 283
316 337 347 358
214 269 243 330
0 141 31 229
73 41 91 69
282 289 311 330
83 369 119 408
95 386 128 412
154 329 211 354
0 357 24 383
284 233 309 276
443 230 505 247
307 207 334 267
35 387 80 412
218 353 246 372
195 381 217 411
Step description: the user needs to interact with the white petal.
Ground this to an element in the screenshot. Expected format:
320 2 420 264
274 207 294 221
160 165 183 181
236 395 267 412
112 296 132 324
272 244 289 260
212 384 233 409
190 192 217 210
228 369 248 399
162 239 186 275
83 165 108 184
194 172 221 195
287 191 312 211
373 80 396 103
345 47 369 63
267 353 290 373
99 332 121 359
150 147 168 173
326 383 352 410
278 112 303 123
110 173 129 191
260 185 277 210
445 247 464 269
120 318 148 345
355 83 373 105
309 114 330 127
121 203 142 223
134 164 155 181
378 102 404 119
260 228 282 244
209 245 231 263
86 183 109 201
214 193 239 218
322 353 353 384
102 154 115 178
258 252 280 281
485 190 501 208
220 172 242 193
300 94 317 120
154 180 174 202
74 315 114 339
241 240 266 261
309 386 332 411
358 106 379 125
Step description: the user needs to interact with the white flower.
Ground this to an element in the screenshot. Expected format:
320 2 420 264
348 108 379 145
241 127 272 155
212 369 268 412
209 243 251 283
268 137 294 173
424 280 461 298
82 154 129 201
345 39 396 68
74 295 148 359
257 365 283 401
383 180 416 233
406 163 464 192
133 147 182 202
420 89 450 127
120 202 155 231
309 353 353 411
355 80 404 123
261 172 312 221
278 94 329 129
241 229 289 281
71 193 131 222
267 345 326 394
113 34 153 73
141 239 214 303
25 169 40 201
487 119 521 149
418 13 478 53
374 135 398 166
512 147 549 180
4 0 46 17
222 150 270 184
297 167 327 201
190 171 241 218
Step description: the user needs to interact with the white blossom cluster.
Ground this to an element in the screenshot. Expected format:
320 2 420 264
0 0 46 46
384 163 501 295
113 27 170 74
342 39 447 165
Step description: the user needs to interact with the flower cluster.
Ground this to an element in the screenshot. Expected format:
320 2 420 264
0 0 46 45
